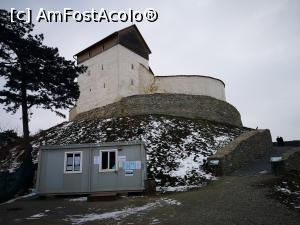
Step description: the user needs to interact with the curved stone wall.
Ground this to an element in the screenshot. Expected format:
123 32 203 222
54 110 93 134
71 93 242 127
138 65 226 102
153 75 226 101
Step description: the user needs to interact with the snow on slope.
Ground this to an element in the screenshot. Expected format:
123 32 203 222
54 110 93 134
32 115 247 190
0 144 25 173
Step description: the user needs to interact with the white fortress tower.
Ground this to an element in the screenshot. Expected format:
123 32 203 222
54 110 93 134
70 25 228 122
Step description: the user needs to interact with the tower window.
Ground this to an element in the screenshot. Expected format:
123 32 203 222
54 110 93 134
131 64 134 70
104 83 106 88
90 88 91 92
101 64 104 70
131 79 134 85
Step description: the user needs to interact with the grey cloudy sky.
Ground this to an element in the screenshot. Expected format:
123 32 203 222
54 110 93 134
1 0 300 141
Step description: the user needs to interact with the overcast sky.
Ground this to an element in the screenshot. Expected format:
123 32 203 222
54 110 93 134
1 0 299 141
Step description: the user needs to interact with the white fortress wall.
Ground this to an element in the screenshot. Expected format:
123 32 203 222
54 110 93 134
76 45 119 114
76 44 150 114
117 45 149 98
138 64 226 101
153 76 226 101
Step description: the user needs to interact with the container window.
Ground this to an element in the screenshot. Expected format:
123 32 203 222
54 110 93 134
74 153 81 171
109 151 116 169
102 152 108 169
100 149 117 172
64 151 82 173
66 154 73 171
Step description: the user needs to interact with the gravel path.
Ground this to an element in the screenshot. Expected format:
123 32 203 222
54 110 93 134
142 175 300 225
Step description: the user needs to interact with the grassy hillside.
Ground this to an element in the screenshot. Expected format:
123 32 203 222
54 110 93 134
31 115 248 191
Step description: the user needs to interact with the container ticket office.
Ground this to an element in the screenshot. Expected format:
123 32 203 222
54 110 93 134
36 141 147 194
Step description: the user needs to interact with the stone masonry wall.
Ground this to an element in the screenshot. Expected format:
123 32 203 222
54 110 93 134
71 93 243 127
208 129 272 175
282 148 300 172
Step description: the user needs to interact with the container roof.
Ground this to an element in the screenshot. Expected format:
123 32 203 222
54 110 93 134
40 141 145 150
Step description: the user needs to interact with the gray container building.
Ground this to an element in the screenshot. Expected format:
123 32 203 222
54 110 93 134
36 141 147 195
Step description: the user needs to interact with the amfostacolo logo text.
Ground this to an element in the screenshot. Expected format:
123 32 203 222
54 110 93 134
10 8 159 23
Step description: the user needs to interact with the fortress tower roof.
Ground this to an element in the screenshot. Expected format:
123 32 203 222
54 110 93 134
75 25 151 63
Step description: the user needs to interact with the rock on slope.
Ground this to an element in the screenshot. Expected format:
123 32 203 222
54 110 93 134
32 115 248 191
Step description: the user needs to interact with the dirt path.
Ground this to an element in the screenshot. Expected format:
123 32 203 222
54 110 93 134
140 175 300 225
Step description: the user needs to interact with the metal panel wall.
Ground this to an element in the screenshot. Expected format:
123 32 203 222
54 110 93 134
90 144 145 192
37 147 90 194
36 142 146 194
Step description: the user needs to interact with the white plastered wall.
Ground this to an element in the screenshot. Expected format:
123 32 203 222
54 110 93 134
76 45 119 113
117 45 149 98
153 76 226 101
76 44 149 114
138 65 226 101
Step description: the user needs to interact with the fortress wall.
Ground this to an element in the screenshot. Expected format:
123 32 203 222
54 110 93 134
76 44 227 116
208 130 272 175
117 45 149 98
153 76 226 101
76 45 149 114
282 148 300 172
72 93 242 127
76 45 119 114
137 64 226 101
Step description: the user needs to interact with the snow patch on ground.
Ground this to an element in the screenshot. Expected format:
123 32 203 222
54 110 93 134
271 176 300 211
275 186 291 194
150 218 160 225
67 197 87 202
26 213 46 220
157 185 203 192
64 198 181 224
161 198 182 205
0 192 37 205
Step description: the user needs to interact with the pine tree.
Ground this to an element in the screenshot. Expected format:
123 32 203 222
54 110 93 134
0 9 86 140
